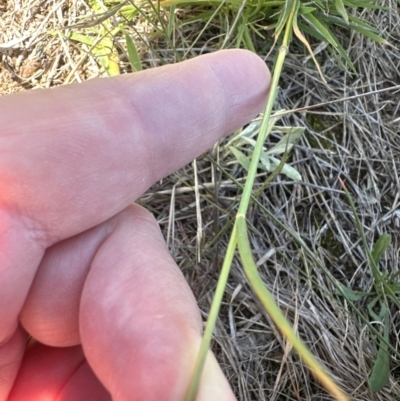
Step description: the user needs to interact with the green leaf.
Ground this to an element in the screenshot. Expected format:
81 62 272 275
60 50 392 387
274 0 294 40
259 149 271 171
367 296 381 322
299 6 316 15
335 0 349 24
269 156 302 181
301 13 339 47
273 126 305 134
229 146 250 171
301 21 357 73
321 14 387 44
239 136 257 148
369 306 390 392
236 216 348 401
347 14 381 30
68 33 95 46
344 0 387 8
336 284 367 301
92 37 120 76
370 346 390 391
124 31 142 72
371 234 391 266
266 129 303 155
349 23 388 44
240 121 261 140
293 2 325 81
297 22 325 42
330 36 357 73
161 0 244 6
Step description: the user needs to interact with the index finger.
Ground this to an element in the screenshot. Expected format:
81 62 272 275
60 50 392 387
0 49 270 245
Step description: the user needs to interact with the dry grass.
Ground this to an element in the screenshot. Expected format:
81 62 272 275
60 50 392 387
1 0 400 399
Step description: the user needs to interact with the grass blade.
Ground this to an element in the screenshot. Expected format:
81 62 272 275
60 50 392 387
369 305 390 392
124 30 143 71
335 0 349 24
301 12 338 47
236 216 349 401
339 179 381 281
292 1 325 81
229 146 251 171
371 234 391 267
275 0 295 40
185 225 238 401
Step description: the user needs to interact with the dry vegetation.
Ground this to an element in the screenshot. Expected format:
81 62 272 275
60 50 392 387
1 0 400 399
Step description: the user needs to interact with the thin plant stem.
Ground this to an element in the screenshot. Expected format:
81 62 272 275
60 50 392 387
235 1 349 399
186 1 349 399
237 40 289 216
236 218 349 401
184 224 238 401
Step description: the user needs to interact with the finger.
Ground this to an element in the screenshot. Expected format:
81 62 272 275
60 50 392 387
20 204 200 347
0 49 270 245
20 213 122 347
20 205 236 400
0 327 26 401
0 211 45 398
0 49 269 383
8 342 111 401
78 204 236 400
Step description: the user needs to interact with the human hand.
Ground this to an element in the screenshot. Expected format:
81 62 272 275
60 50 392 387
0 49 270 401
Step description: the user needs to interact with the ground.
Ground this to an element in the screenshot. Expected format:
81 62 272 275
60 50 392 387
1 0 400 400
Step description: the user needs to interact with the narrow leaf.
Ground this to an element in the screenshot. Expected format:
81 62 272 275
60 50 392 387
236 217 349 401
259 149 271 171
240 121 261 139
371 234 391 266
266 130 302 155
335 0 349 24
274 0 294 40
124 31 143 71
269 156 302 181
344 0 387 8
272 126 305 135
367 297 381 322
68 33 94 46
293 2 326 81
299 6 316 14
302 13 339 47
348 23 388 44
321 14 386 44
369 306 390 392
336 285 367 301
229 146 250 171
300 21 357 74
370 346 390 391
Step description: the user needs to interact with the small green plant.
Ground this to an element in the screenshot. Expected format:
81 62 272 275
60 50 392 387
66 0 123 76
161 0 387 73
61 0 144 76
228 115 303 181
338 179 397 393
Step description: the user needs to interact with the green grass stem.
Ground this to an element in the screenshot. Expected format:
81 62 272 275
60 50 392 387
236 216 349 401
185 224 238 401
186 1 349 400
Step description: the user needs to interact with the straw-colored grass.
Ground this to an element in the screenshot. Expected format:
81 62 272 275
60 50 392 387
1 0 400 399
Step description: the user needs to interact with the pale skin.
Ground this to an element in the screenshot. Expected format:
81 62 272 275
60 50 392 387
0 49 270 401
